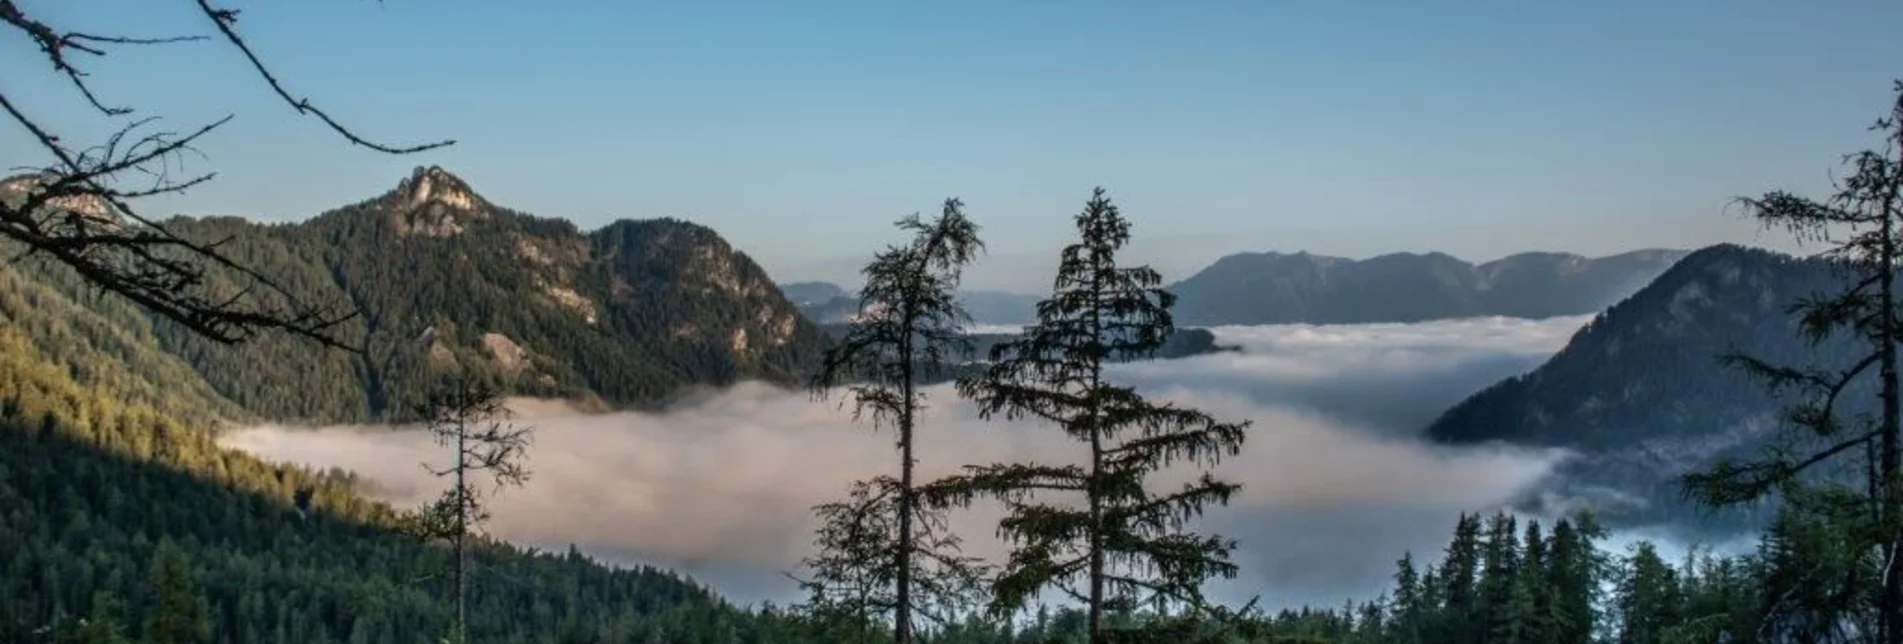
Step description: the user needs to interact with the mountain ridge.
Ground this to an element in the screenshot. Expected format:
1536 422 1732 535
1168 247 1690 325
4 165 830 424
1421 243 1858 529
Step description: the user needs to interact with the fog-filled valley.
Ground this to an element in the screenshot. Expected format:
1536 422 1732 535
8 2 1903 642
220 317 1584 610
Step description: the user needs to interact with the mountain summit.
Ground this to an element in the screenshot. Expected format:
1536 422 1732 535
5 167 829 423
381 165 489 237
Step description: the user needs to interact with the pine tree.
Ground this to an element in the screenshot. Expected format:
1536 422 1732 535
408 380 534 644
1544 516 1604 644
929 187 1250 644
1615 542 1680 644
792 476 989 643
805 198 988 643
1683 80 1903 642
144 541 209 644
1478 513 1523 644
1389 552 1427 644
1517 520 1553 644
1436 513 1482 644
76 591 129 644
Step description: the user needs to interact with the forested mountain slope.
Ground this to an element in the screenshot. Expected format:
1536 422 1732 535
6 166 829 424
1423 244 1860 528
0 263 803 642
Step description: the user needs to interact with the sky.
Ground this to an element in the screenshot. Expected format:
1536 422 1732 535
5 1 1902 291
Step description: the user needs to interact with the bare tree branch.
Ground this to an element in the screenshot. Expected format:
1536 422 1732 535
191 0 454 154
2 1 458 352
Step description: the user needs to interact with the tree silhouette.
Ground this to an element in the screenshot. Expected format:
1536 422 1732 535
803 198 989 643
407 380 533 644
1683 80 1903 643
928 187 1249 644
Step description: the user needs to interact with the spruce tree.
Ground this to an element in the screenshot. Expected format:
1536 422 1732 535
929 187 1249 644
408 380 534 644
1544 516 1606 644
1478 513 1523 644
144 541 209 644
1389 552 1427 644
1517 520 1553 644
803 198 988 643
77 591 129 644
1682 80 1903 642
1436 513 1482 644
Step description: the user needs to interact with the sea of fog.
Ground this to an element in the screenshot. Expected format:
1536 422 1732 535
219 314 1673 611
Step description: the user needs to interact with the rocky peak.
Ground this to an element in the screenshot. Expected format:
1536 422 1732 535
382 165 488 237
0 173 124 229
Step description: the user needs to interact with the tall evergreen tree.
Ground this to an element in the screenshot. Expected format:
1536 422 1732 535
409 380 534 644
1683 80 1903 643
806 198 987 644
1436 513 1482 644
1544 515 1606 644
1517 520 1553 644
1615 542 1681 644
1478 513 1524 644
76 591 129 644
1389 552 1427 644
929 187 1250 644
144 541 209 644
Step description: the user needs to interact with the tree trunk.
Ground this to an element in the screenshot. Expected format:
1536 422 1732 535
456 400 469 644
1086 275 1106 644
896 322 915 644
1881 112 1903 644
1088 421 1104 644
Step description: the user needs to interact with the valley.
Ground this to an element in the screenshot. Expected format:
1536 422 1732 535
5 4 1899 641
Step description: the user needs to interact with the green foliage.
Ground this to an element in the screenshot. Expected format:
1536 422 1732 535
792 477 990 643
804 199 989 643
5 167 832 425
932 188 1249 643
409 380 535 644
0 315 794 642
1678 81 1903 641
145 541 211 644
1425 242 1863 530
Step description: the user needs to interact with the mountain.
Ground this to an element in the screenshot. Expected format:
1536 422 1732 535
811 323 1236 386
6 166 830 423
1421 244 1857 529
1168 248 1688 325
0 246 806 640
781 281 1043 327
957 290 1041 326
779 281 848 307
782 282 862 324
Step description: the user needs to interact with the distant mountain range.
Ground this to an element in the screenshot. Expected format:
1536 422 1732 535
785 283 1042 326
2 166 830 423
790 249 1687 327
1167 249 1689 325
1421 244 1858 530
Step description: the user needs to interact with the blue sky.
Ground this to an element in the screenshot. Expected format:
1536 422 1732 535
4 1 1900 291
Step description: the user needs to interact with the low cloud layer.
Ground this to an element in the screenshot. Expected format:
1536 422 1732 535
221 315 1590 610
